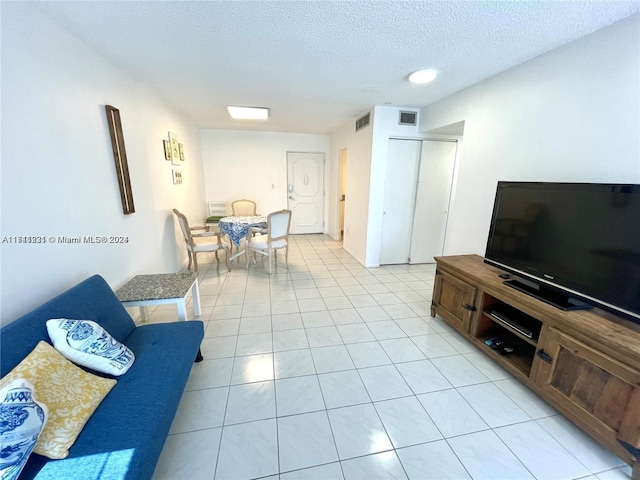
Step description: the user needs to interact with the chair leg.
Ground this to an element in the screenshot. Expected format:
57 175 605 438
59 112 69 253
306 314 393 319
268 248 273 274
221 245 231 272
215 250 219 263
285 245 289 269
187 250 193 271
193 253 199 272
246 247 251 270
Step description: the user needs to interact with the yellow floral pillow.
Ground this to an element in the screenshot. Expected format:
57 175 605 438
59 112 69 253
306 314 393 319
0 341 116 459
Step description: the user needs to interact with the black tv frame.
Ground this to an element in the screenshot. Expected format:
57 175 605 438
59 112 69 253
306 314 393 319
484 181 640 324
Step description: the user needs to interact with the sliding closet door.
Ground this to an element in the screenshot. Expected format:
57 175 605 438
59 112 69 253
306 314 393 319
409 140 457 263
379 139 421 264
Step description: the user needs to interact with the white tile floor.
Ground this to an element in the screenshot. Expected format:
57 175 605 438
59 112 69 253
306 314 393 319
149 235 632 480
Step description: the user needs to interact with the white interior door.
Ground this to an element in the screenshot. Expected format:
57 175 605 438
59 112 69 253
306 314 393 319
287 152 324 234
409 140 457 263
379 139 422 264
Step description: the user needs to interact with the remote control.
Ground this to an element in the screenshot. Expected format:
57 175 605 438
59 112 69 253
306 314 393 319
499 346 515 355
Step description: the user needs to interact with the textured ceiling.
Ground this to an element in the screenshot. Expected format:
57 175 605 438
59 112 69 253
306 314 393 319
35 1 640 135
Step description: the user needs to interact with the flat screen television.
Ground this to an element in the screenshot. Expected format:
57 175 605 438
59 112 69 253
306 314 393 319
484 182 640 324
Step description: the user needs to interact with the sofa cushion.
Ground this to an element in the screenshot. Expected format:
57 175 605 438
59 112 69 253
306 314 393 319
16 320 204 480
46 319 135 376
1 275 136 378
0 379 48 480
0 341 116 459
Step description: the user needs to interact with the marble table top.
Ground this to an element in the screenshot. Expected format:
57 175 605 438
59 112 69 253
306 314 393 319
115 272 198 302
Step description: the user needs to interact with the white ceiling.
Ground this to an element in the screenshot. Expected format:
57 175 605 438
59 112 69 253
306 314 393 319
36 1 640 135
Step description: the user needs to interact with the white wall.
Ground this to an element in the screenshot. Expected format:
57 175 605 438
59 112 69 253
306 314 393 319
0 3 206 325
330 106 457 267
328 116 374 264
365 106 422 267
420 14 640 257
200 129 330 221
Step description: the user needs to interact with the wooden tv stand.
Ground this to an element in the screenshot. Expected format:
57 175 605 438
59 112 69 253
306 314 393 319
431 255 640 478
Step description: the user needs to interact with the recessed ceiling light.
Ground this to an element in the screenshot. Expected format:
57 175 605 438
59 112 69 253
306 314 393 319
408 69 438 84
226 106 269 120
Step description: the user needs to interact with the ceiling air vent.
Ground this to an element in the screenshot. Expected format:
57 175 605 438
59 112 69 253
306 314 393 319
355 112 371 132
399 111 417 126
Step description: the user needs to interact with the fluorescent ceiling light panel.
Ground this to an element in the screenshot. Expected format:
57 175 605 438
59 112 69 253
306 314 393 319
408 69 438 84
226 106 269 120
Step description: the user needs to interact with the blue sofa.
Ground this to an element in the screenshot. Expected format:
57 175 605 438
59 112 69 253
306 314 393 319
0 275 204 480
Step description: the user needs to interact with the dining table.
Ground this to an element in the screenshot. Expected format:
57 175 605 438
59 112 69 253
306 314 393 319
218 215 268 263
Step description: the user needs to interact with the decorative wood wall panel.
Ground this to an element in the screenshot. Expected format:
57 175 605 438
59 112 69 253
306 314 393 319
105 105 135 214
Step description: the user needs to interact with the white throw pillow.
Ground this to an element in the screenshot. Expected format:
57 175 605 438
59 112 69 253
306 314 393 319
0 378 48 480
46 318 135 376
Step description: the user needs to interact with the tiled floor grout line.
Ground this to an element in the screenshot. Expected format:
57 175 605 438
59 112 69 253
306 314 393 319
153 235 631 480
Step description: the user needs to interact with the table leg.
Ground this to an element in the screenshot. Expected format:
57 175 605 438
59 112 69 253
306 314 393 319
228 243 246 262
191 278 202 317
177 300 187 321
139 306 149 323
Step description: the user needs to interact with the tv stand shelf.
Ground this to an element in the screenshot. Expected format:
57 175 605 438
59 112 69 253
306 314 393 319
431 255 640 479
481 310 538 346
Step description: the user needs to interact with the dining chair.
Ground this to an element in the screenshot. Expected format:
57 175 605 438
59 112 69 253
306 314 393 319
231 199 258 216
205 200 229 232
245 209 292 274
231 199 265 255
173 208 231 272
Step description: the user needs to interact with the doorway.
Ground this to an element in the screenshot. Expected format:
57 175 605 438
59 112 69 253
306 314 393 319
286 152 325 234
338 148 347 242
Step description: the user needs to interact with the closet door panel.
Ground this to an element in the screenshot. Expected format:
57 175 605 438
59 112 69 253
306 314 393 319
380 139 421 265
409 140 457 263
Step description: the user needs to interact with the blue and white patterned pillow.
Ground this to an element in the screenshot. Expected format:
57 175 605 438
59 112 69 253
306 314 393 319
0 378 48 480
46 319 135 376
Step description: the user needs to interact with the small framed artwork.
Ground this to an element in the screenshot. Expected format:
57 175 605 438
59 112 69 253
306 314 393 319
168 131 180 166
163 140 172 161
172 169 183 184
178 143 185 161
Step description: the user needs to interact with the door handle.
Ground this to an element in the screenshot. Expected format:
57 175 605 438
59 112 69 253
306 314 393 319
288 196 295 200
536 349 553 364
462 304 477 311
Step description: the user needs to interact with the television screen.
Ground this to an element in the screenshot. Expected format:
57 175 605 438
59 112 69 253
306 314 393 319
484 182 640 322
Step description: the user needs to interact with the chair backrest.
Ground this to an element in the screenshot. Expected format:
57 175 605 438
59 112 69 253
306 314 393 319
172 209 194 247
268 209 292 241
232 199 257 216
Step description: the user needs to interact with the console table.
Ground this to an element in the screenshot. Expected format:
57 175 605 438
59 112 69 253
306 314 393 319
115 272 201 323
431 255 640 478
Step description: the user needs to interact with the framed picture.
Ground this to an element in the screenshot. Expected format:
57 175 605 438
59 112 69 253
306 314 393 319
169 132 180 166
172 169 183 184
163 140 172 161
105 105 135 214
178 143 185 161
